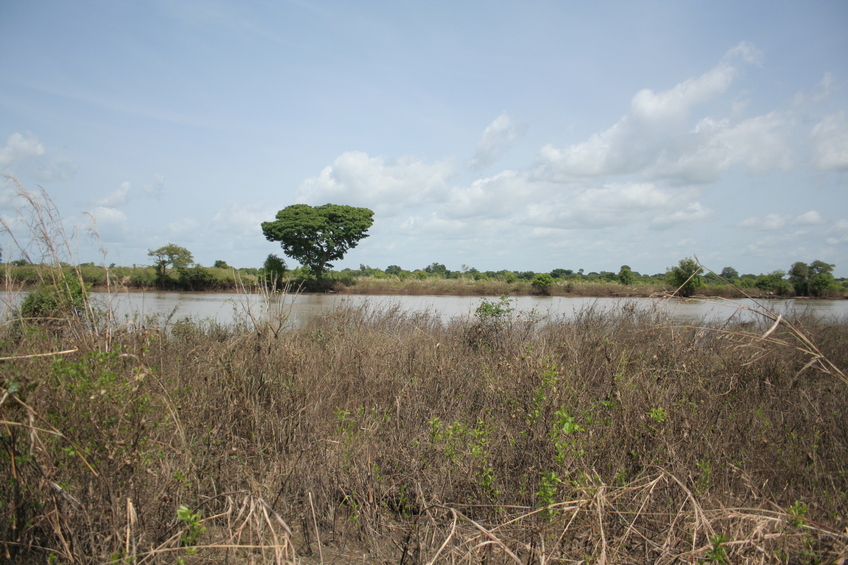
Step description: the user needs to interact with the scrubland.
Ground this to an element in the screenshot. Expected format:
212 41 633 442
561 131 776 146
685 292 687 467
2 291 847 563
2 180 847 563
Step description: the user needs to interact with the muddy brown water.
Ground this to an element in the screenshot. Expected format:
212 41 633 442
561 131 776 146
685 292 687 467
4 291 842 328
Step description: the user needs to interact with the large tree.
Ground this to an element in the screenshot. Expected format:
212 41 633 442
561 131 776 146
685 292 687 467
261 204 374 277
789 260 836 297
148 243 193 279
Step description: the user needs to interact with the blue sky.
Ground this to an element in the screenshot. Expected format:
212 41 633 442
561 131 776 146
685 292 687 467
1 1 847 276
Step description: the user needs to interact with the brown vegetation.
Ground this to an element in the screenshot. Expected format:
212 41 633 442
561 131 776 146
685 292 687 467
1 293 847 563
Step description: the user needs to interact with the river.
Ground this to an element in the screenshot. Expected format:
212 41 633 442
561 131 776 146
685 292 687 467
4 290 845 328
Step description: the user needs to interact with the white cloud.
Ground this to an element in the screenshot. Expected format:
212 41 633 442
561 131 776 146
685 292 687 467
0 132 77 182
0 132 45 169
297 151 455 213
651 112 792 183
443 170 533 220
88 206 128 224
92 175 166 207
85 207 129 242
793 210 825 226
651 202 712 229
809 112 848 171
739 214 788 230
515 182 702 230
739 211 825 231
469 113 526 170
93 182 133 207
533 42 789 185
631 42 760 126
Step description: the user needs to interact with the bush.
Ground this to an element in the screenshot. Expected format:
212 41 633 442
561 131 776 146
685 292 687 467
755 271 791 296
19 274 89 319
531 273 555 295
178 265 215 290
666 257 703 297
618 265 635 286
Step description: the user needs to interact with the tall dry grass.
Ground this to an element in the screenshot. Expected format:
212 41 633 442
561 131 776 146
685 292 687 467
2 296 847 563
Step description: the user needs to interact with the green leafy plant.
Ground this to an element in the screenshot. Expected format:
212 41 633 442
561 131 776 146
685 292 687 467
536 471 562 518
702 534 728 564
648 407 667 423
696 460 711 494
176 504 207 558
550 408 585 462
787 500 808 527
475 295 514 322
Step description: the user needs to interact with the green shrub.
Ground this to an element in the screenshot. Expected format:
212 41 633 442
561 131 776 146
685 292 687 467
19 274 89 319
666 257 703 297
531 273 555 295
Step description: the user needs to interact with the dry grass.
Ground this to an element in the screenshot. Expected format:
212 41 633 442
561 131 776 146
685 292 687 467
333 276 806 300
2 296 847 563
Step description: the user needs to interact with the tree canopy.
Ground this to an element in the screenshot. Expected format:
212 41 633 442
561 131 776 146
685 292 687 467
261 204 374 277
666 257 703 297
789 260 836 297
148 243 193 279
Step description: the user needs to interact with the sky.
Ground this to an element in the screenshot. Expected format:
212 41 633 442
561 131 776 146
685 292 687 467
1 1 847 277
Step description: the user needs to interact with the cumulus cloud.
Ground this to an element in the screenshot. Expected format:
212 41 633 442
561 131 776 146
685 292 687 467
809 112 848 171
739 214 788 230
0 132 45 169
92 175 166 207
651 112 792 183
93 182 133 207
630 42 759 126
84 206 130 242
651 202 712 229
0 132 77 182
739 211 825 230
469 113 526 170
793 210 825 226
88 206 128 227
297 151 455 213
443 170 533 220
533 42 788 185
512 182 704 231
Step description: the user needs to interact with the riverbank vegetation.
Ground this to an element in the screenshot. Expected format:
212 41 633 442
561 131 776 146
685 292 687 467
3 258 847 299
2 285 847 563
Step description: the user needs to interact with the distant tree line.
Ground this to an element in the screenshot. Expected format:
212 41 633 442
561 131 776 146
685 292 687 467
4 246 843 297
